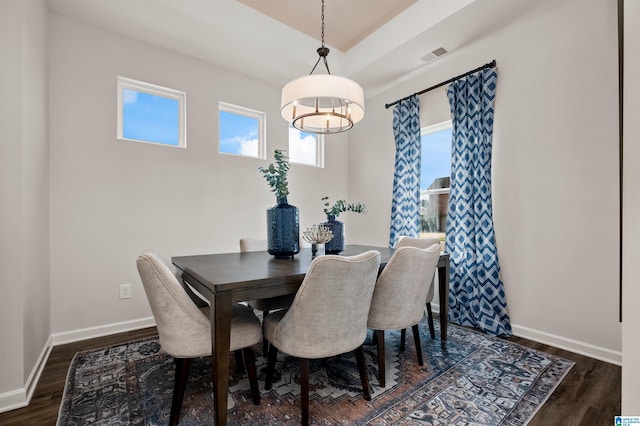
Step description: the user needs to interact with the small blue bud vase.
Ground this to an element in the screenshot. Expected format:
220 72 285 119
323 214 344 254
267 197 300 259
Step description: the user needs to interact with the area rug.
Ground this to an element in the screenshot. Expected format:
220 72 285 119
57 318 574 425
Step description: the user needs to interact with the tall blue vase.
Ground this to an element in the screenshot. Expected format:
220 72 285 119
323 214 344 254
267 197 300 259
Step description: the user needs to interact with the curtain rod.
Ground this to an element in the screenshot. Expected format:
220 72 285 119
384 59 497 109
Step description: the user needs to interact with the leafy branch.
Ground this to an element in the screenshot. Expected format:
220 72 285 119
322 196 367 218
259 149 290 199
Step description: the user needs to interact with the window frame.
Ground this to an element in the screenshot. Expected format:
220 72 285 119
288 126 325 168
422 119 452 137
419 119 452 240
218 101 267 160
116 76 187 148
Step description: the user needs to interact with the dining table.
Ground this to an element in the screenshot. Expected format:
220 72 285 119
172 244 450 426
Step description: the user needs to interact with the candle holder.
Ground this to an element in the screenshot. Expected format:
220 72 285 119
302 224 334 257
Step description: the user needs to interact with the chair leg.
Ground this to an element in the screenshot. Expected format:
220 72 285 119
400 328 406 351
234 350 245 374
262 310 270 357
264 343 278 391
300 358 310 426
375 330 386 387
242 347 261 405
354 345 372 401
426 302 436 339
412 324 424 366
170 358 191 426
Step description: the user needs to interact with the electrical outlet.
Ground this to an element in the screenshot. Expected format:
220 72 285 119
119 283 132 299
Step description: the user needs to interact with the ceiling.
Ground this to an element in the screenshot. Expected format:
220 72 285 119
237 0 417 53
46 0 573 98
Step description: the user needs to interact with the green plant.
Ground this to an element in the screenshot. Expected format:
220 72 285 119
322 196 367 218
259 149 290 199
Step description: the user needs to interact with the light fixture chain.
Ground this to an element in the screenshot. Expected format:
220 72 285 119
321 0 325 47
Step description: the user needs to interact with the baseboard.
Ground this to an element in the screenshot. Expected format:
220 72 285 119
430 303 622 366
0 388 26 414
51 316 156 346
510 323 622 366
0 335 53 414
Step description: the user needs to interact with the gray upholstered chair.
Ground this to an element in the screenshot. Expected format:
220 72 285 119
263 250 381 426
395 236 441 339
240 238 295 355
136 250 262 426
367 243 440 387
239 237 268 253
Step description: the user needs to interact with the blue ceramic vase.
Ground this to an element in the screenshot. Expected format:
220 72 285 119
267 197 300 259
323 214 344 254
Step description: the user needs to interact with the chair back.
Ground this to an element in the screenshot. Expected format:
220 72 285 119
395 236 441 250
136 250 210 358
368 244 440 330
270 250 381 359
239 238 267 252
395 236 441 302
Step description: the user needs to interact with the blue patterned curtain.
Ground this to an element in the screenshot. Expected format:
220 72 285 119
445 68 512 336
389 95 421 247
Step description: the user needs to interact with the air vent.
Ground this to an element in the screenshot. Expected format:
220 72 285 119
421 46 448 64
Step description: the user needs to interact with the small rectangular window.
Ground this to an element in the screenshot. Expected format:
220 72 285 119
289 127 324 167
420 120 452 243
117 76 186 148
218 102 266 159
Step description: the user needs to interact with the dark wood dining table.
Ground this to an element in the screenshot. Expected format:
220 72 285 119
172 244 450 426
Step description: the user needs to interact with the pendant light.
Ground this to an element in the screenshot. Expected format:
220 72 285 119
280 0 365 134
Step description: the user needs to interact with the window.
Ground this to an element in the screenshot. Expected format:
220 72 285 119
420 120 452 242
117 76 186 148
288 127 324 167
218 102 266 159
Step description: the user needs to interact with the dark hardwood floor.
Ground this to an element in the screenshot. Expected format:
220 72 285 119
0 328 620 425
507 335 621 426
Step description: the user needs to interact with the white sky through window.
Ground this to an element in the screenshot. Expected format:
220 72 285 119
289 127 317 166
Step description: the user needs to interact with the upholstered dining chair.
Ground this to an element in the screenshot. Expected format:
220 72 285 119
240 238 295 356
367 243 440 387
263 251 381 426
395 236 441 339
136 250 262 426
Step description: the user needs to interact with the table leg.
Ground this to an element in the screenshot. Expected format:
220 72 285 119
438 260 450 341
211 292 232 425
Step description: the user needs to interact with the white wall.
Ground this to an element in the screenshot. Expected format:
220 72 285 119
348 0 622 362
622 0 640 413
0 0 50 408
48 14 350 335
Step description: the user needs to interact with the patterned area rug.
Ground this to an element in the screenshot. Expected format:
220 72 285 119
57 318 574 425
